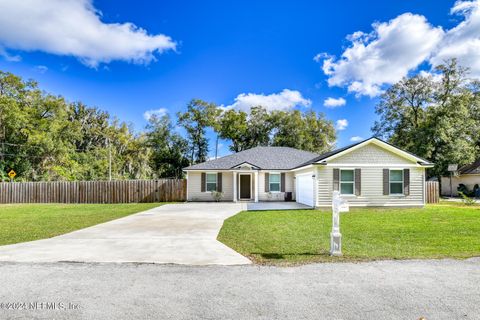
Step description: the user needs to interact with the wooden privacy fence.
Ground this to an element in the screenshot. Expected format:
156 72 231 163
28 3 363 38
0 179 186 204
426 181 439 204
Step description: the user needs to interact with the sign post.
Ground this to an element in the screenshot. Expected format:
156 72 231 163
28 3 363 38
7 169 16 182
447 164 458 197
331 191 348 256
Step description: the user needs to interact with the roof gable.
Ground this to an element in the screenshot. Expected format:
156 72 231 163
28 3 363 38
230 161 260 169
330 143 415 164
307 138 433 167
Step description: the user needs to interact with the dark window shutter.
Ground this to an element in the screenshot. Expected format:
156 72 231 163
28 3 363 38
217 172 222 192
403 169 410 196
201 172 206 192
265 173 270 192
355 169 361 196
280 173 286 192
383 169 389 195
333 169 339 191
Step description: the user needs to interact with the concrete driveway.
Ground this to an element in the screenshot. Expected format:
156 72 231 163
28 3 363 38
0 203 251 265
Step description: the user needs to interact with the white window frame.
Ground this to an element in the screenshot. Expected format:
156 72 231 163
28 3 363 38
340 169 355 195
269 173 281 193
389 169 404 195
205 172 217 192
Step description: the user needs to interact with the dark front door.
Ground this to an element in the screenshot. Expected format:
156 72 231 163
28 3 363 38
240 175 251 199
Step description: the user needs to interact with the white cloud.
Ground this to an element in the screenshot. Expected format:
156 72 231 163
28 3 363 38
227 89 311 112
316 1 480 97
0 0 176 68
350 136 364 142
35 65 48 73
418 70 444 83
0 47 21 62
143 108 168 120
430 0 480 78
336 119 348 131
317 13 444 97
323 97 346 108
313 52 332 63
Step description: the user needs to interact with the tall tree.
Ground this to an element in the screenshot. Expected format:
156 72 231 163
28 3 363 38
216 108 248 152
146 114 189 178
217 106 273 152
373 59 479 178
271 110 336 153
0 70 153 181
177 99 220 164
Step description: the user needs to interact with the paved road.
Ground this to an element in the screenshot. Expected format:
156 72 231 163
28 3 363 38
0 258 479 320
0 203 250 265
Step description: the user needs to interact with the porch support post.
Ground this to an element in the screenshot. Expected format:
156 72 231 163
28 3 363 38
254 171 259 203
233 172 237 202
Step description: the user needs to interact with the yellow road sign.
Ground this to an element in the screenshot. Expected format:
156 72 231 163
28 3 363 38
7 169 16 179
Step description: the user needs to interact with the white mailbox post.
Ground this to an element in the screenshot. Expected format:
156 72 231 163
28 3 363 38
331 191 348 256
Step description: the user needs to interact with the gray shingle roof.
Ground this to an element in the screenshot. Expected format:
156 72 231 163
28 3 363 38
459 158 480 174
183 146 320 170
183 137 434 171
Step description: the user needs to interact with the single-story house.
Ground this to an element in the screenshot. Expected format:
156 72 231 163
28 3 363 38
441 159 480 196
183 137 433 207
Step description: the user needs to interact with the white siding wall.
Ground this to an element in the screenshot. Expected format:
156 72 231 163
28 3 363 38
187 171 233 201
316 144 426 207
258 171 294 201
316 166 425 207
441 175 480 196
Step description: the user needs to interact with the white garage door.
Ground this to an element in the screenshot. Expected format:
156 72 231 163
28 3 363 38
296 173 314 207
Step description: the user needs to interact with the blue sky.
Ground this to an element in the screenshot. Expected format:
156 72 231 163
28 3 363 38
0 0 477 158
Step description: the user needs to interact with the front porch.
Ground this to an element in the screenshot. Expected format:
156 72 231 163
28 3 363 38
185 169 295 203
246 201 313 211
231 166 294 203
233 170 259 202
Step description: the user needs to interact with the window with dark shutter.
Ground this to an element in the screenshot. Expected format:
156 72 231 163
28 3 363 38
269 173 281 192
383 169 389 195
403 169 410 196
201 173 206 192
389 169 404 195
217 172 223 192
354 169 361 196
340 169 354 195
333 168 339 191
264 173 270 192
206 173 217 192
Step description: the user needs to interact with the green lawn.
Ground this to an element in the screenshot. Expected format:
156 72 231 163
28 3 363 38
218 202 480 265
0 203 164 246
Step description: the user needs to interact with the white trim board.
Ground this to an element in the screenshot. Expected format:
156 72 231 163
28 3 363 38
322 163 425 167
291 165 314 172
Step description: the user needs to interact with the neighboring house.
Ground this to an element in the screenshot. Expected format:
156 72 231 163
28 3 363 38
441 159 480 196
183 137 433 207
